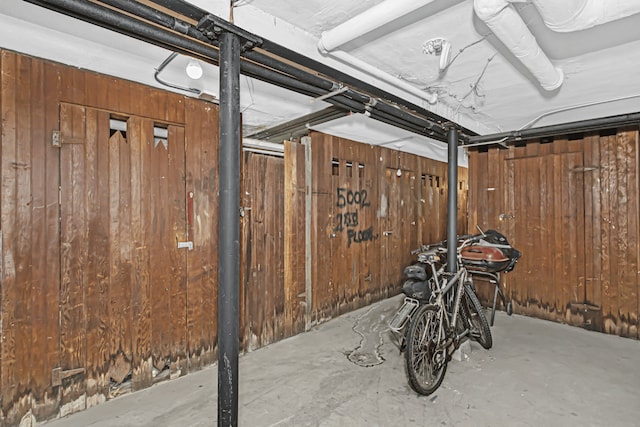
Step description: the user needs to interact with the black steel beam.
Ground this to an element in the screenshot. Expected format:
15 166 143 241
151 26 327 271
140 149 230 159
26 0 470 143
446 126 459 273
246 106 349 142
144 0 473 139
467 111 640 145
218 31 241 427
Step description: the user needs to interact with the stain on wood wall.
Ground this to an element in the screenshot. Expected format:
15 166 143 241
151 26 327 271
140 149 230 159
241 153 286 351
0 49 469 426
0 50 220 426
467 131 639 339
239 134 468 348
308 132 468 324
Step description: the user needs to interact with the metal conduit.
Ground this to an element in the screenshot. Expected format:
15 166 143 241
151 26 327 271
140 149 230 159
141 0 466 139
29 0 459 143
446 126 459 273
467 111 640 145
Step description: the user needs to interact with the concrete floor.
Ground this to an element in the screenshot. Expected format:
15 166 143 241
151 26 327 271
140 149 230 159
42 295 640 427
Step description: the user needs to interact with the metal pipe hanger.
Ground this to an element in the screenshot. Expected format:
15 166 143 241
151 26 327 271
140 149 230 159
24 0 472 144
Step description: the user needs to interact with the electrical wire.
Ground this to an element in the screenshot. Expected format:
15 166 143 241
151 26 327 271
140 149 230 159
518 92 640 130
154 51 202 95
440 35 489 74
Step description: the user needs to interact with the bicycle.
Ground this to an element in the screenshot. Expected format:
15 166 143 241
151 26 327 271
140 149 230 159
389 233 494 395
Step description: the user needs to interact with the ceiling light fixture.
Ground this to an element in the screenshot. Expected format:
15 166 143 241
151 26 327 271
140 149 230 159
423 37 452 72
186 59 203 79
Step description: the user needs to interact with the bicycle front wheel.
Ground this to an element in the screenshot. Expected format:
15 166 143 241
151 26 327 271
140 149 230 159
405 304 448 395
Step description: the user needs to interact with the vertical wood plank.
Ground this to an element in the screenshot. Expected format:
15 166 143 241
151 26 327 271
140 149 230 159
540 143 555 317
284 141 307 337
240 152 253 350
185 99 218 367
1 49 18 418
475 152 488 229
107 127 122 371
503 150 516 302
1 50 6 415
634 130 640 339
167 125 187 374
617 130 636 336
600 135 613 328
552 152 564 314
83 108 110 401
12 52 34 420
43 59 62 416
60 102 88 410
129 117 152 390
310 132 333 322
525 144 539 305
29 56 50 410
583 135 599 309
149 122 171 371
185 102 205 361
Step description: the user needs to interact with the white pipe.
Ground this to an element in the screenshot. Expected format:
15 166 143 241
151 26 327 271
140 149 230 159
317 0 435 53
316 0 439 104
531 0 640 32
330 50 438 104
475 0 640 91
474 0 564 91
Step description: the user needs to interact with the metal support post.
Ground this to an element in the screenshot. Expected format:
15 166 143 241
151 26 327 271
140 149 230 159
218 31 241 427
446 126 459 273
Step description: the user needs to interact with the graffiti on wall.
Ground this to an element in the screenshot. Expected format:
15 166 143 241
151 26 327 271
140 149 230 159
334 187 379 247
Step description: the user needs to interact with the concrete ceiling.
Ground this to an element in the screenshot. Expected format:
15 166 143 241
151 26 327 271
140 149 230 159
2 0 640 164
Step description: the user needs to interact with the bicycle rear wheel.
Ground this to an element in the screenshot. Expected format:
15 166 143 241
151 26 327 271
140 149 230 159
405 304 448 395
463 285 493 349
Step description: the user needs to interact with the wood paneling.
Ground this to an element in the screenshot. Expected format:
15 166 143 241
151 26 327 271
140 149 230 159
307 132 468 323
184 98 219 370
242 153 286 350
1 48 471 426
468 131 640 338
284 141 307 337
0 50 219 426
1 49 19 422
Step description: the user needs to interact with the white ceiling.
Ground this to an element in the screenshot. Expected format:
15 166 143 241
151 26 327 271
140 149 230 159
2 0 640 164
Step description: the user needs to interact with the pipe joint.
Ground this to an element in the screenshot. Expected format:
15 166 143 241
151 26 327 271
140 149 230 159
172 18 190 35
473 0 509 21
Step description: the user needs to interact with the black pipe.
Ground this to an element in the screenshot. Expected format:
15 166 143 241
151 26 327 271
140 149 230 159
142 0 472 138
218 31 241 427
369 106 446 139
374 102 445 137
446 127 459 273
368 110 444 139
146 0 204 21
28 0 464 144
467 111 640 145
24 0 223 62
96 0 212 43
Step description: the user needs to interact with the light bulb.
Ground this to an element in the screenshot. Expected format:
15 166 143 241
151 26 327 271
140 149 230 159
186 59 203 80
396 168 402 177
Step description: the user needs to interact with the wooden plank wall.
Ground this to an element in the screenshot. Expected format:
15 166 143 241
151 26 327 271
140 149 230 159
0 50 220 426
240 135 468 345
0 48 470 426
308 132 468 323
467 131 639 339
241 153 286 351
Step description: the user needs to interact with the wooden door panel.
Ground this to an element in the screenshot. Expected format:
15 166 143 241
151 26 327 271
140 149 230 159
59 104 187 411
505 152 586 314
